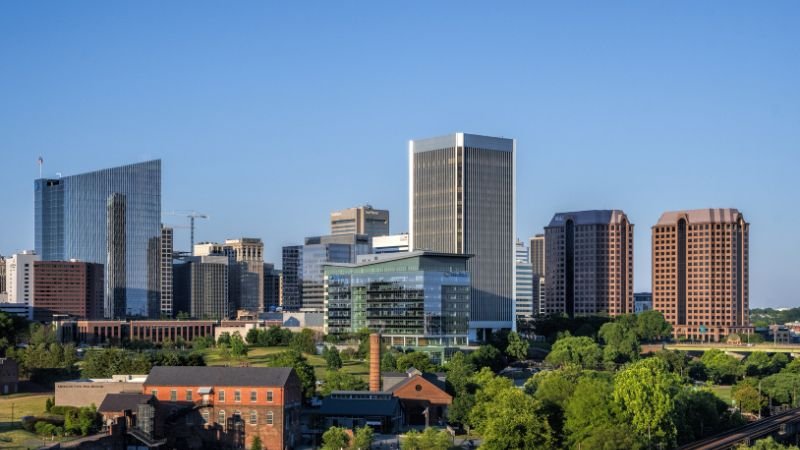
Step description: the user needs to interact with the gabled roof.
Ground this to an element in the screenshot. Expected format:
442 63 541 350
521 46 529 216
98 393 153 413
144 366 294 387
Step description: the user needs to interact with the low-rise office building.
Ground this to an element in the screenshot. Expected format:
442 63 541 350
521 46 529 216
55 375 146 407
324 251 470 362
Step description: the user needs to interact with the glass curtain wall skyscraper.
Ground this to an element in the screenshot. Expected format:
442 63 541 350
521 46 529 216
409 133 515 340
34 160 161 318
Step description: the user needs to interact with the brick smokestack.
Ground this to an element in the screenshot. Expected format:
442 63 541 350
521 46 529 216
369 333 381 392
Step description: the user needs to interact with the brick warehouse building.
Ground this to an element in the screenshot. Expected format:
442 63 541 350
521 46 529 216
142 366 302 450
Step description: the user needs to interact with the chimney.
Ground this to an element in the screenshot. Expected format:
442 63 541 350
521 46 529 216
369 333 381 392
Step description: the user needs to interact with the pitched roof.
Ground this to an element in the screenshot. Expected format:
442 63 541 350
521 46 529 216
143 366 294 387
318 397 400 417
655 208 744 226
547 210 629 228
98 393 152 413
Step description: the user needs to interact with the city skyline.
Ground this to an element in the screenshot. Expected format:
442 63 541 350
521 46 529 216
1 2 799 308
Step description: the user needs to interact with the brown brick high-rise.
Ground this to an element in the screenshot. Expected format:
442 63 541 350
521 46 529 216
652 209 750 342
33 261 104 321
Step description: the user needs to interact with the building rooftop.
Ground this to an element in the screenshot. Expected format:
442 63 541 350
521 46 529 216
318 397 400 417
144 366 294 387
411 133 514 153
547 210 629 228
655 208 744 226
98 393 153 413
326 251 471 269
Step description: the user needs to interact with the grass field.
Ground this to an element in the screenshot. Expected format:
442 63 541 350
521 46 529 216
708 384 734 406
0 392 54 449
203 346 370 382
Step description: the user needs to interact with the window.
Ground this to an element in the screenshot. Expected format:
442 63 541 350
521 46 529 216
267 391 273 402
170 390 177 401
250 410 257 425
218 410 226 427
250 391 257 402
186 390 193 401
266 411 274 426
219 390 225 402
234 390 241 402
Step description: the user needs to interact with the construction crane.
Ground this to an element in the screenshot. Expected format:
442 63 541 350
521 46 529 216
162 211 209 255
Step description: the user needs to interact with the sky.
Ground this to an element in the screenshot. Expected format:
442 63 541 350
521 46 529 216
1 2 798 308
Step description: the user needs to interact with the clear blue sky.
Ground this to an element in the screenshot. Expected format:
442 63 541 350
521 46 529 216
1 2 798 307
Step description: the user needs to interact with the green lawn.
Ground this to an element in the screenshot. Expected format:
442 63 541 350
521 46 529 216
0 392 55 449
203 346 370 382
708 384 734 406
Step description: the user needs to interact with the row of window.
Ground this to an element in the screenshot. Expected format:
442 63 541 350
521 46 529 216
201 409 274 427
159 389 275 403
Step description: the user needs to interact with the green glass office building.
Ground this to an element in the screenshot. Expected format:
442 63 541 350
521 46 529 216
324 251 470 362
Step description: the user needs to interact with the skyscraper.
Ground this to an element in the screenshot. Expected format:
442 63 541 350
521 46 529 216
515 240 534 319
330 205 390 238
173 255 230 319
35 160 161 318
32 261 104 321
0 255 6 295
106 193 127 319
409 132 515 339
160 225 174 317
652 209 750 342
224 238 265 313
529 234 545 277
263 263 281 311
300 234 370 311
544 210 634 318
281 245 302 310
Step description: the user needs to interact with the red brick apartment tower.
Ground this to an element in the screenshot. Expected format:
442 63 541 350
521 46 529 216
142 366 302 450
652 209 750 342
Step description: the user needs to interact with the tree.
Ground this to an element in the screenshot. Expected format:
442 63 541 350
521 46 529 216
733 382 765 415
467 345 505 372
396 351 435 373
249 435 263 450
325 346 343 370
45 397 54 412
760 372 800 406
701 350 742 384
217 332 231 346
598 321 640 366
744 352 773 377
480 388 554 449
635 310 672 342
613 357 680 447
321 426 350 450
381 350 398 372
506 331 529 361
674 388 742 445
246 328 262 345
401 428 451 450
81 348 152 378
229 333 248 357
564 373 640 449
654 350 691 378
545 336 602 369
290 328 317 354
736 436 800 450
270 350 317 399
320 370 367 396
468 368 515 431
353 426 374 450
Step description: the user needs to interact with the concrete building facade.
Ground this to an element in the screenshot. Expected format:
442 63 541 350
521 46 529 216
544 210 634 318
652 208 750 341
409 132 515 339
372 233 410 254
330 205 390 238
6 251 39 306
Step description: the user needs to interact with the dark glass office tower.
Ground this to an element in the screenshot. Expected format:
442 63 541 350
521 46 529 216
410 133 515 340
106 193 127 319
34 160 161 318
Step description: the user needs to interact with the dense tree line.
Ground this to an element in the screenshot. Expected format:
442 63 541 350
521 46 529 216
81 347 205 378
